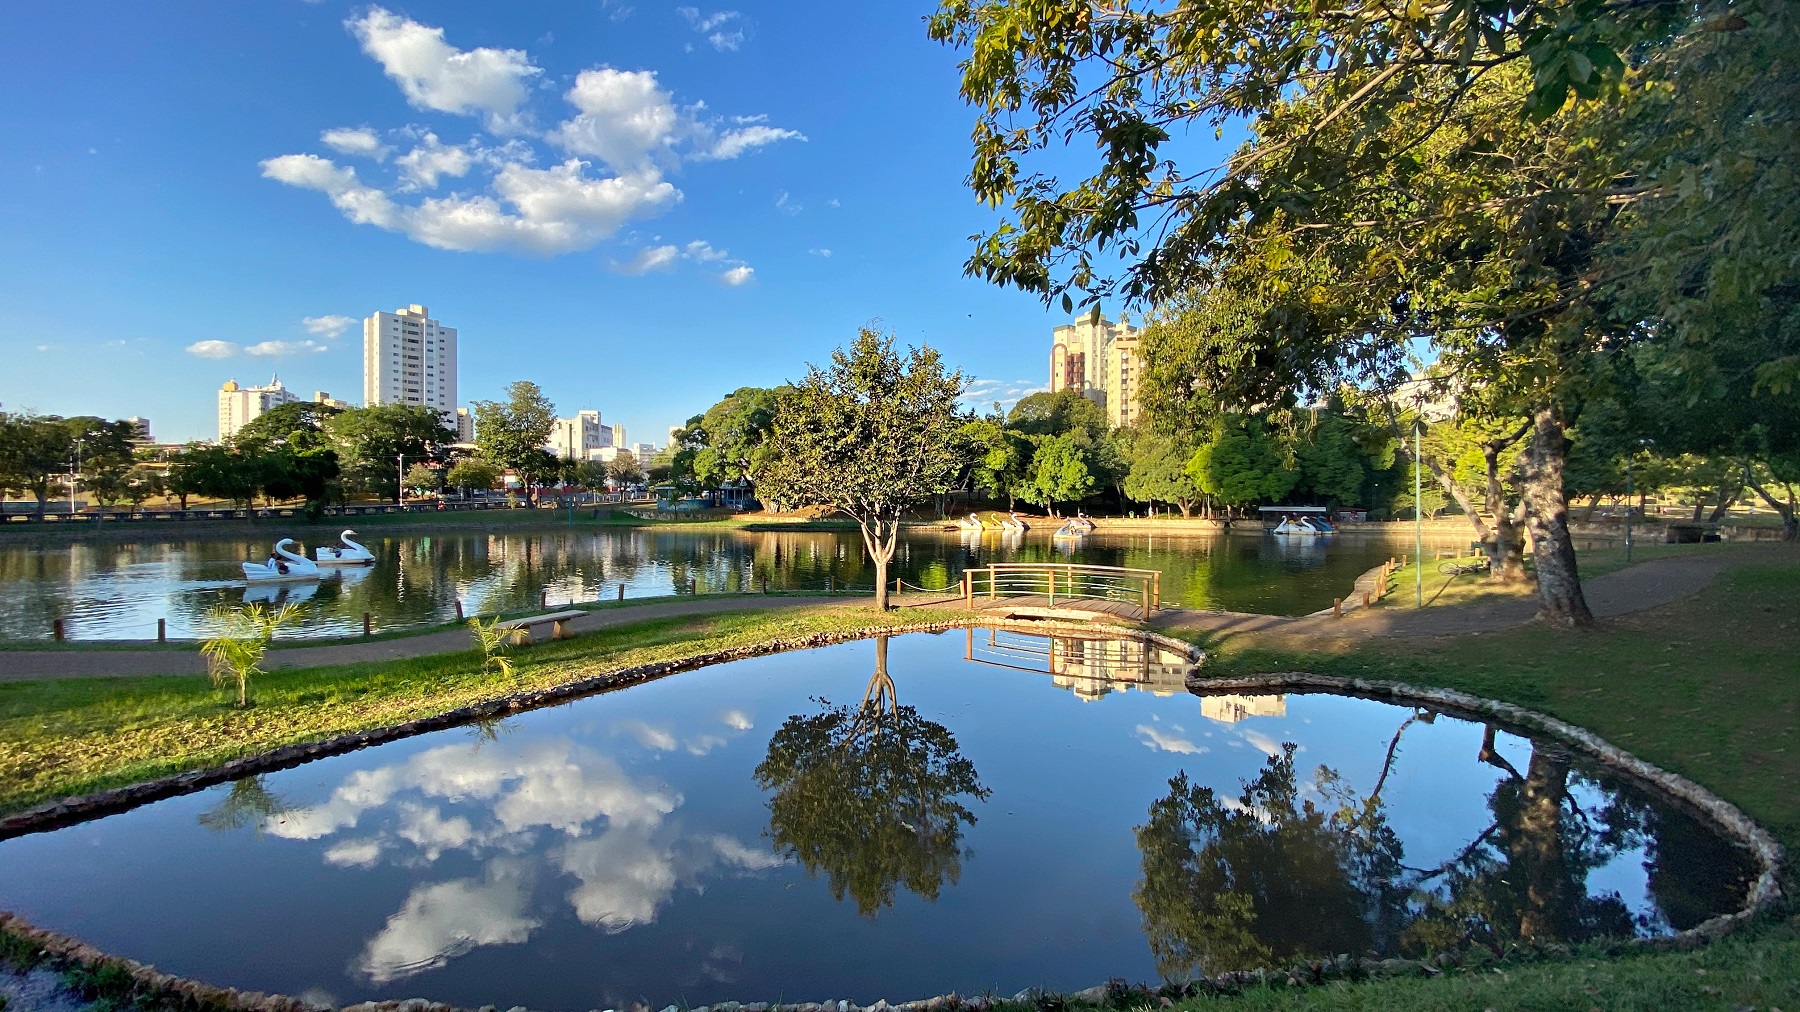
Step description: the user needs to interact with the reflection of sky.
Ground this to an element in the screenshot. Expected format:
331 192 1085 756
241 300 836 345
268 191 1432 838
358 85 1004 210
0 634 1726 1009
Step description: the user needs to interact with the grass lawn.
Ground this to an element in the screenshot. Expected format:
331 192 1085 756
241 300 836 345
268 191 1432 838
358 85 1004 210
0 605 966 818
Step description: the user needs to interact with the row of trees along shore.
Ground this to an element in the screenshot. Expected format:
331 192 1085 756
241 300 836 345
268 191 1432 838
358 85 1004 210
0 381 645 520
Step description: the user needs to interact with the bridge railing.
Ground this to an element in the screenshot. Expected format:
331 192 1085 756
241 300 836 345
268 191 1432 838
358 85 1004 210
961 563 1162 617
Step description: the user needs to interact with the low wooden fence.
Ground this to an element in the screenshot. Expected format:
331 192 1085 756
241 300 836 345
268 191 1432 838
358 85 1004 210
961 563 1162 618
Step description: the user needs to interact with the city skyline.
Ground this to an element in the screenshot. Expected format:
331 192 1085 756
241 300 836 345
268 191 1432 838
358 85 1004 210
0 3 1230 445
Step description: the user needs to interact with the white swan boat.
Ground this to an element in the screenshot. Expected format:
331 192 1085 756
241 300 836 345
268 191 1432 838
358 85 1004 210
1000 513 1030 534
956 513 985 531
1271 516 1331 537
242 538 322 582
314 529 375 566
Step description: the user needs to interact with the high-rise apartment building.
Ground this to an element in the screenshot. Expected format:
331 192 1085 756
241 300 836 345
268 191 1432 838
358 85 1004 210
454 407 475 444
218 375 297 442
124 417 153 443
1049 314 1141 428
364 304 457 416
548 409 609 460
611 423 627 449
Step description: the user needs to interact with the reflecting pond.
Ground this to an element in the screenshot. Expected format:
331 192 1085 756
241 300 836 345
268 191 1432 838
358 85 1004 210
0 527 1463 640
0 632 1753 1009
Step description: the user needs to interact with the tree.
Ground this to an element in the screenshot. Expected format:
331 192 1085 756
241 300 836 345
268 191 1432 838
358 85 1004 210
693 386 785 487
445 458 502 495
326 404 456 501
1007 389 1107 441
0 413 136 518
607 453 645 487
1188 416 1297 512
175 444 260 510
1124 432 1203 517
473 382 559 498
403 463 440 495
1017 433 1094 516
232 400 342 451
759 330 966 610
959 418 1033 509
753 636 990 915
1294 413 1368 506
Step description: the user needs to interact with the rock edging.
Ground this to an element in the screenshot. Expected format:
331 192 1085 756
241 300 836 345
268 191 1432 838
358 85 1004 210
1185 670 1787 944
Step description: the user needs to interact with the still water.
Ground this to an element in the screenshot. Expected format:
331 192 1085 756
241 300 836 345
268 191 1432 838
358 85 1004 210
0 632 1752 1008
0 528 1460 640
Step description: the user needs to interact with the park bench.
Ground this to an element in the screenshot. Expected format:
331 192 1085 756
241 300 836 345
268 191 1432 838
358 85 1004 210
495 610 586 645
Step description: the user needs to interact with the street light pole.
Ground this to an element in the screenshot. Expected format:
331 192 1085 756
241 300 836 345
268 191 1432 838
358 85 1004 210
69 438 83 515
1414 419 1424 607
397 453 405 507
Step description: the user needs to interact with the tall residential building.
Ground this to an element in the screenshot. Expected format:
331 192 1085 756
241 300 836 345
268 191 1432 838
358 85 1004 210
629 442 658 462
1102 328 1144 429
1049 313 1140 425
218 375 297 442
455 406 475 444
548 409 607 460
124 417 152 443
363 304 458 416
314 391 353 410
611 423 627 449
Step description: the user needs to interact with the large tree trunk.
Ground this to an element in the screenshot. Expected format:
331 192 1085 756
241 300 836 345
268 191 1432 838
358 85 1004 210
1520 407 1593 627
1743 466 1799 541
1178 499 1192 518
862 515 898 611
1483 443 1529 582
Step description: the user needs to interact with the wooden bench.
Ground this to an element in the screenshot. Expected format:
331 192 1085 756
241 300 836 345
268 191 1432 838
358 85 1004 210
495 610 586 645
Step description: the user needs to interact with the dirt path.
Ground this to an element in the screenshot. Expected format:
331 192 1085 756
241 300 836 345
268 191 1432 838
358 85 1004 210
0 595 857 681
1152 553 1735 642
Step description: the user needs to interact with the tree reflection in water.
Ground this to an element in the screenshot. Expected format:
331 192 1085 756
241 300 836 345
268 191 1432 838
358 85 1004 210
1136 714 1655 980
197 775 292 834
754 636 992 915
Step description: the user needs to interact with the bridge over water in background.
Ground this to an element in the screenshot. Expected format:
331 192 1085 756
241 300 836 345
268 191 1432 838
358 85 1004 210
959 563 1162 622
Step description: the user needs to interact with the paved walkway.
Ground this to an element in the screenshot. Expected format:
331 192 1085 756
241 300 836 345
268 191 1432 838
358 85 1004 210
1151 553 1733 641
0 555 1737 682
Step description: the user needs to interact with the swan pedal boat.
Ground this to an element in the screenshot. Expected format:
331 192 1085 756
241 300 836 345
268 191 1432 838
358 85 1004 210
314 529 375 566
1270 517 1333 537
242 538 323 582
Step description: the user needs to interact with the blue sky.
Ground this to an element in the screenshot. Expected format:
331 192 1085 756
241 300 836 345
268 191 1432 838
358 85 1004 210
0 2 1231 445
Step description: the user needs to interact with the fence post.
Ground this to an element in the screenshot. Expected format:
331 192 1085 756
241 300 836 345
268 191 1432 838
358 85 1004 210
454 599 464 621
1048 567 1056 606
894 575 902 596
53 618 65 642
540 590 548 609
963 571 972 610
1141 582 1150 618
1362 591 1371 608
363 612 372 636
157 618 166 643
1334 597 1342 618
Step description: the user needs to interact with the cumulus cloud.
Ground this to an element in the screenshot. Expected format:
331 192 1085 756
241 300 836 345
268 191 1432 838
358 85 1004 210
720 709 753 731
719 264 754 286
302 314 355 338
611 239 750 279
264 12 801 260
185 340 238 359
347 8 540 132
321 126 391 160
559 826 782 933
618 719 678 751
358 859 539 983
612 244 680 274
245 339 329 357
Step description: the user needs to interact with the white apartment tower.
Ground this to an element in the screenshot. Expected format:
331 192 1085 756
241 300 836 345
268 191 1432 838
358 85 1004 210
218 375 297 442
364 304 458 416
1049 313 1142 428
548 410 609 460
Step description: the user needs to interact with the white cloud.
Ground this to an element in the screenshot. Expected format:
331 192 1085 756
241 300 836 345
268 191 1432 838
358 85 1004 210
185 340 238 359
323 839 384 868
552 68 682 173
613 244 680 274
677 7 738 32
302 314 355 338
774 190 801 215
1241 730 1285 757
720 709 753 730
618 719 678 751
394 133 475 191
262 153 677 256
1136 724 1207 755
602 0 635 21
684 239 728 262
245 339 329 357
701 125 805 161
558 826 782 933
358 859 540 983
676 8 747 51
807 248 832 258
321 127 390 161
961 378 1047 412
347 8 540 132
719 265 754 286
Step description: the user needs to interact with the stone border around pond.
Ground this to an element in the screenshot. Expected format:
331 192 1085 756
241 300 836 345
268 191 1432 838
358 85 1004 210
0 624 1785 1012
1184 670 1788 948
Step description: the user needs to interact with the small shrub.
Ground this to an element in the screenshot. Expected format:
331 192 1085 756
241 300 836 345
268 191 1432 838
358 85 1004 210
468 616 516 678
199 604 302 707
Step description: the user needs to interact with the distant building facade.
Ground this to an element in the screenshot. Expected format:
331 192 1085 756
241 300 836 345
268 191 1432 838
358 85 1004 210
364 304 457 417
1049 313 1142 427
548 409 612 460
314 391 353 411
218 375 297 442
124 417 153 443
454 406 475 444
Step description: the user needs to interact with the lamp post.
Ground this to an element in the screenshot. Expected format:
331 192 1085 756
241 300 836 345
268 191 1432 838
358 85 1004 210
1625 438 1655 562
1414 418 1425 607
397 453 405 507
68 438 84 515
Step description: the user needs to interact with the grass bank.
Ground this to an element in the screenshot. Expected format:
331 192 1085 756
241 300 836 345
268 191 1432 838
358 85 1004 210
0 604 966 818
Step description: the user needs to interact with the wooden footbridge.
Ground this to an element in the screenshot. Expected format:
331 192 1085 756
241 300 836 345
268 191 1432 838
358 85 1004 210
959 563 1162 622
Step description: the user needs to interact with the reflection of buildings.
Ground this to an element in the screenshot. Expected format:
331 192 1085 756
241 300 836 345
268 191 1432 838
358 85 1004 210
963 628 1193 700
1199 694 1287 723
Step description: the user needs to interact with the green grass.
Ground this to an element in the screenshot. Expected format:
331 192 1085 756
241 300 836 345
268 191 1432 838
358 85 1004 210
0 605 967 818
